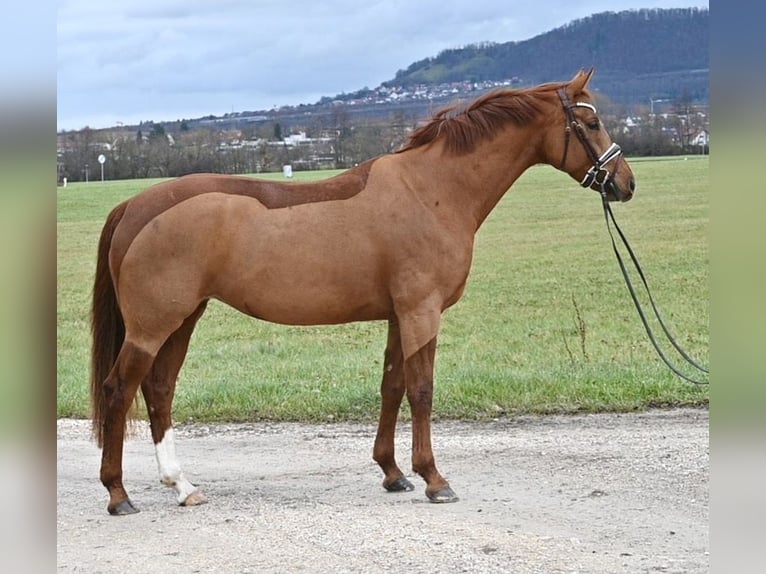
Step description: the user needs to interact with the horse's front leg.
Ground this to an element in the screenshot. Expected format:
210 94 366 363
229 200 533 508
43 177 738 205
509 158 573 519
373 320 414 493
405 336 458 503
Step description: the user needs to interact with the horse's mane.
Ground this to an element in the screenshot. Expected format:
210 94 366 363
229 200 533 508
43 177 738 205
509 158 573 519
398 81 587 155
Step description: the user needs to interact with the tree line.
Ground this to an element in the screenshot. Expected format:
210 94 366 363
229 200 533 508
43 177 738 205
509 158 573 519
57 98 707 184
57 109 415 182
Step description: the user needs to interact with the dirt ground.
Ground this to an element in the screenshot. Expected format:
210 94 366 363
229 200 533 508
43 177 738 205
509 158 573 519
57 408 708 574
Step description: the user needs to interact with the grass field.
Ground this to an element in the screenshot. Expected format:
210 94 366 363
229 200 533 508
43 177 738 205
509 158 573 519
56 156 709 422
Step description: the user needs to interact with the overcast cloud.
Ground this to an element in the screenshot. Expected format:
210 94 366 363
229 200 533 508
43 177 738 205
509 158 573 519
57 0 708 131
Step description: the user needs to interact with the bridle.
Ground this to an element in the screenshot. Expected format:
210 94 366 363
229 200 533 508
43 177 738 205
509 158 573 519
557 87 623 195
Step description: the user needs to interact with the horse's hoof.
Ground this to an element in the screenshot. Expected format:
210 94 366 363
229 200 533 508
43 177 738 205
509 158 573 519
180 490 208 507
108 499 139 515
384 476 415 492
426 486 459 503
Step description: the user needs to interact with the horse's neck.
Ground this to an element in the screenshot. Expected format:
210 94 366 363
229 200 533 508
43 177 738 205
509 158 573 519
401 124 544 232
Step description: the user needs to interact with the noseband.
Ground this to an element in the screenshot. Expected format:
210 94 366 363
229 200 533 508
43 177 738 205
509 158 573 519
557 88 623 193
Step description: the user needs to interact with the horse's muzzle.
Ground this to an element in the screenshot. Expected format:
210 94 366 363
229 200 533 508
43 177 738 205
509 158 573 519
605 176 635 202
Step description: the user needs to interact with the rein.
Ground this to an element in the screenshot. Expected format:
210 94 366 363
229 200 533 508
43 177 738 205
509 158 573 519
599 195 709 385
556 88 708 385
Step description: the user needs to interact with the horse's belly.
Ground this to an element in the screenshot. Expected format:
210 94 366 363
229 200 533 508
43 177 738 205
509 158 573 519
238 291 389 325
216 224 392 325
222 267 391 325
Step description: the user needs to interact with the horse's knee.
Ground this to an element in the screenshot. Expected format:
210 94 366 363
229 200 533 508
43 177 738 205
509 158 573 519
406 384 433 411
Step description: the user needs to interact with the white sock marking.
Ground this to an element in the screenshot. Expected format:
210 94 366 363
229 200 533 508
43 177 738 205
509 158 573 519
154 428 198 504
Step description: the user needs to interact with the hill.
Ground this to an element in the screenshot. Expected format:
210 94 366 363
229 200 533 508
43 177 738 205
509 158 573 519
383 7 708 105
60 8 708 136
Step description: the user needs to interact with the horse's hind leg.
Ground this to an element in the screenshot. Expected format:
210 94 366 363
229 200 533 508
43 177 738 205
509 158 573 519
372 320 414 492
99 341 158 515
141 302 208 507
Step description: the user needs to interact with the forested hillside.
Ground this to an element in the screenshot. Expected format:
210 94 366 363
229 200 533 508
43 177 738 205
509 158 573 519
385 8 708 104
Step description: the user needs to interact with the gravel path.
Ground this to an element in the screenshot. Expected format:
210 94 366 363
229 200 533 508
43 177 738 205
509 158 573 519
57 408 708 573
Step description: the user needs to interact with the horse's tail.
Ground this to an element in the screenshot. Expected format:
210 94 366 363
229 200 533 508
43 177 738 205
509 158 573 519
90 201 128 448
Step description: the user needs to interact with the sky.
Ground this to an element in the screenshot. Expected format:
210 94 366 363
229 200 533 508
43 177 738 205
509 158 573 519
56 0 709 132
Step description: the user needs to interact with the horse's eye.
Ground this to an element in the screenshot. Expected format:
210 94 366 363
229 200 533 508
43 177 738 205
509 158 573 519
587 121 600 131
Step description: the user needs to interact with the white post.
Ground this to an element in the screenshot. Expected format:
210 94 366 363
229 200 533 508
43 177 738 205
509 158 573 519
98 154 106 182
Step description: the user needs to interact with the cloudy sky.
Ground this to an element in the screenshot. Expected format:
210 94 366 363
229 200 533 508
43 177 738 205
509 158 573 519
56 0 708 131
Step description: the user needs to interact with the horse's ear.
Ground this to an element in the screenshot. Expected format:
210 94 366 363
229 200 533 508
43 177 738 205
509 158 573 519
567 68 595 96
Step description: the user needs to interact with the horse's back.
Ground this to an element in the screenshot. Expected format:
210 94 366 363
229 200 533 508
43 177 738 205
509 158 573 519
108 160 377 281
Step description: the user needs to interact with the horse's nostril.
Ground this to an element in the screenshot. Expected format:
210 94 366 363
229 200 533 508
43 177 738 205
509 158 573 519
628 177 636 193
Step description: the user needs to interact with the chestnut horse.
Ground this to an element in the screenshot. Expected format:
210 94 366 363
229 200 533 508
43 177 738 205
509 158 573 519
91 69 635 515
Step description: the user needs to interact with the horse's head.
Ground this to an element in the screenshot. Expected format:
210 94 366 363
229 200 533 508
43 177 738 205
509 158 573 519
545 69 635 202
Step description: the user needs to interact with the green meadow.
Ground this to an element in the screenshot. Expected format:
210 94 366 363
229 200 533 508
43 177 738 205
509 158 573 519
57 156 709 422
